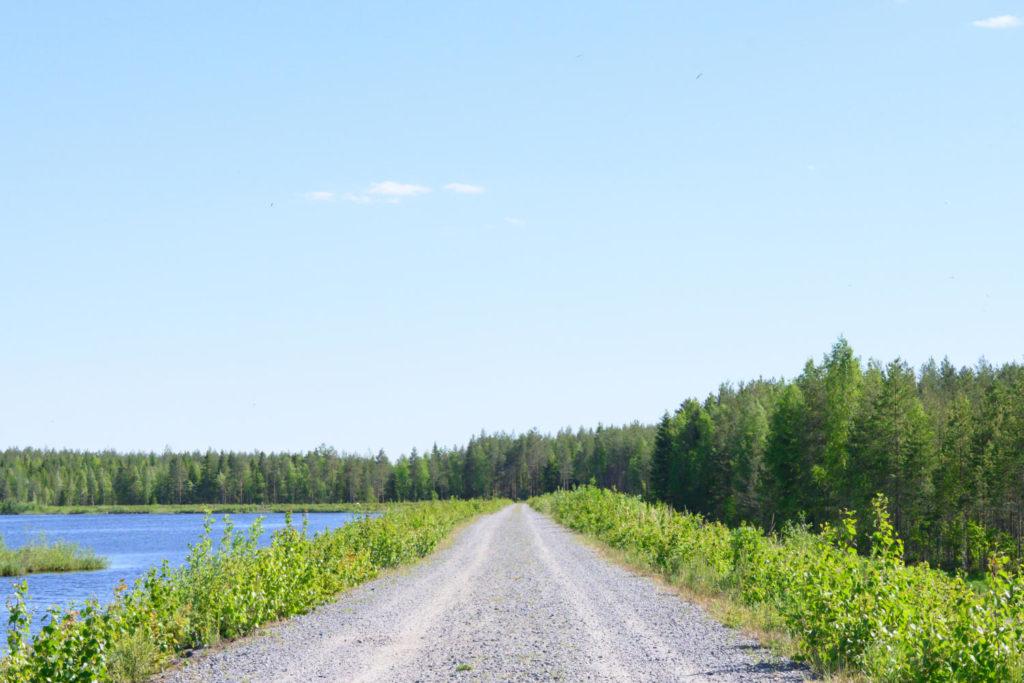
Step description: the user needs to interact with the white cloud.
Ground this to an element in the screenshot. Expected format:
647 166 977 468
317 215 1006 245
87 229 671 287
304 191 335 202
504 216 526 226
972 14 1021 29
444 182 485 195
341 192 372 204
330 181 433 205
367 181 431 197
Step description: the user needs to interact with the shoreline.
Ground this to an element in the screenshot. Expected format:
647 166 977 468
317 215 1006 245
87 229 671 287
0 502 381 516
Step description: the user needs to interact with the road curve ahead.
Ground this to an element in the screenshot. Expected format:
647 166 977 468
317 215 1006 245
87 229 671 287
160 503 810 682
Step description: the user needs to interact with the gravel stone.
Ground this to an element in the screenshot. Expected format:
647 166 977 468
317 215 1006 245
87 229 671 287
158 504 812 682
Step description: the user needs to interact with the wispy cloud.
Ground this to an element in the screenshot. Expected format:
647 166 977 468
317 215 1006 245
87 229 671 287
444 182 485 195
341 192 372 204
367 181 431 197
304 191 335 202
504 216 526 226
972 14 1021 29
338 181 432 205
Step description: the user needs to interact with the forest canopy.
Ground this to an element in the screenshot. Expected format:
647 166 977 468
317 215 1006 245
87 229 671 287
3 339 1022 572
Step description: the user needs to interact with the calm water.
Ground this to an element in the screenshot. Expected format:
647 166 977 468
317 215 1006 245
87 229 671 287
0 512 365 633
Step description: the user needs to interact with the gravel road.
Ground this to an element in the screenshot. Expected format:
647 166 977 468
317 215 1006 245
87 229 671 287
159 503 810 682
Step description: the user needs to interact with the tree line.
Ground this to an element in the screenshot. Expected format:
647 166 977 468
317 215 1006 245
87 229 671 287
3 338 1021 572
0 423 653 509
651 339 1024 572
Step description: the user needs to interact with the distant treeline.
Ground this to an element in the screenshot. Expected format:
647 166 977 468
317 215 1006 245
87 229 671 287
651 339 1024 573
0 423 654 509
3 339 1022 572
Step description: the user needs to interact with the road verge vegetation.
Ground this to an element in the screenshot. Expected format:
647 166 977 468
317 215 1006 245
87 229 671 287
1 499 507 682
530 486 1024 682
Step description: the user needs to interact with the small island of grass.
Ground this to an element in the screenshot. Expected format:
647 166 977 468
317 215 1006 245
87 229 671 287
0 537 108 576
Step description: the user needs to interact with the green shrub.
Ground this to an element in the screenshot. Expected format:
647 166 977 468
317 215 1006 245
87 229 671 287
530 486 1024 682
106 628 161 683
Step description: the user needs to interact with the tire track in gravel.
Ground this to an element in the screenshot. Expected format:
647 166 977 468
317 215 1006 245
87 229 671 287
522 508 701 681
521 506 635 680
275 507 502 683
341 511 499 683
160 504 811 683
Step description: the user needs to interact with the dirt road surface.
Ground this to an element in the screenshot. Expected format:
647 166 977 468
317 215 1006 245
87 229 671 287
160 503 809 682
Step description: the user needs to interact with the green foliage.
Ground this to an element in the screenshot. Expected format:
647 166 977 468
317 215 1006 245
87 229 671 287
2 340 1022 573
531 487 1024 682
0 424 655 507
651 342 1024 573
0 536 107 576
105 629 160 683
0 499 507 681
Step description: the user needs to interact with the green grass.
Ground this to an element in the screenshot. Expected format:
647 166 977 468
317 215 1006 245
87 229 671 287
455 663 473 672
0 536 108 576
105 628 161 683
0 501 380 515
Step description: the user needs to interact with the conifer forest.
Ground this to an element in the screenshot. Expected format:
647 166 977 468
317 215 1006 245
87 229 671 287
4 339 1022 573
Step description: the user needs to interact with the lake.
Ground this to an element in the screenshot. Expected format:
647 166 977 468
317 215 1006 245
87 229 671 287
0 512 366 634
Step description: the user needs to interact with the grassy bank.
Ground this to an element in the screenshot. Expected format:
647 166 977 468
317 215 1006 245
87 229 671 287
0 501 378 515
0 537 108 576
1 498 508 682
530 487 1024 682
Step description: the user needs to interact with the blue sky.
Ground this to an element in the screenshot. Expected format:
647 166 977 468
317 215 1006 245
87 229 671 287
2 2 1022 457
